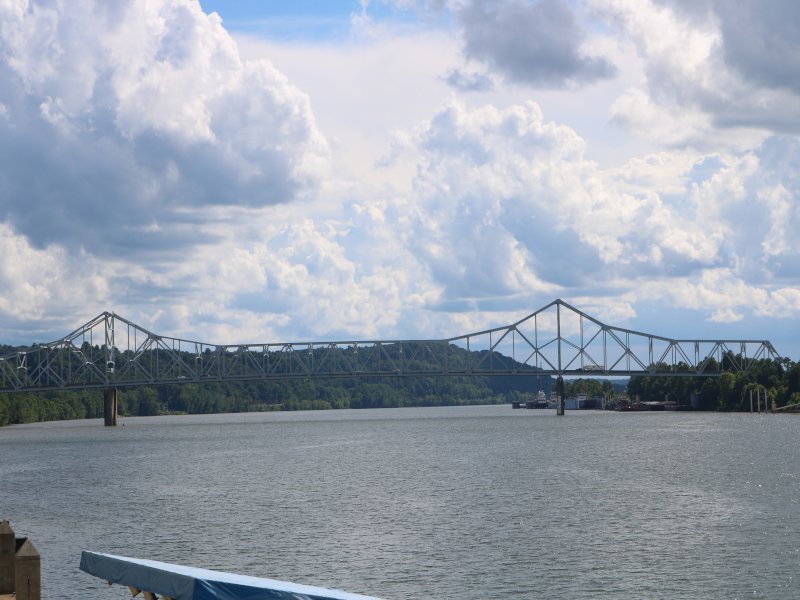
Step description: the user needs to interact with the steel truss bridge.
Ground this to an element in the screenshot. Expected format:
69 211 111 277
0 299 780 394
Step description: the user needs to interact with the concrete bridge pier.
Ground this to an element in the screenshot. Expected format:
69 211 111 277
556 376 565 416
103 388 118 427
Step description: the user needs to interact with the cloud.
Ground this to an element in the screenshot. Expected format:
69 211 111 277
452 0 617 87
392 97 800 327
599 0 800 139
637 268 800 325
0 0 328 256
0 0 798 358
713 0 800 95
609 87 712 146
0 222 110 332
403 98 672 299
441 68 495 92
406 99 580 301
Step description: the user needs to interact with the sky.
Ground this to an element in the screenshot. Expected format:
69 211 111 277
0 0 798 359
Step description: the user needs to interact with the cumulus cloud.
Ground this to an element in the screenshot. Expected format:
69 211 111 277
452 0 617 87
0 0 328 255
636 268 800 326
394 97 800 326
714 0 800 95
599 0 800 139
609 87 712 146
1 0 798 357
0 222 110 334
75 194 443 344
441 68 495 92
404 99 660 298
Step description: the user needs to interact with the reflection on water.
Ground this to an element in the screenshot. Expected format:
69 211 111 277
1 407 799 599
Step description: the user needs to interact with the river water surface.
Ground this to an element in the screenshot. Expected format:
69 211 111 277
1 406 799 599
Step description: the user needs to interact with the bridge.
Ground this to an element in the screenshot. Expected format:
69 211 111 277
0 299 781 422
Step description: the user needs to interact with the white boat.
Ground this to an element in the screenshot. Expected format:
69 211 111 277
533 390 549 408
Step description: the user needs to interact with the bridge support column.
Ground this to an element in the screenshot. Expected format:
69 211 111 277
103 388 118 427
556 376 565 416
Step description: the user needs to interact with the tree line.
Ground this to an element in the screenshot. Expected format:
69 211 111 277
0 374 551 426
627 357 800 410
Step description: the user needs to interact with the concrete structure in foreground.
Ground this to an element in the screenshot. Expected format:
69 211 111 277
0 521 40 600
80 551 382 600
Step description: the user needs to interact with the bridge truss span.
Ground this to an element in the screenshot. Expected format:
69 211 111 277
0 299 781 393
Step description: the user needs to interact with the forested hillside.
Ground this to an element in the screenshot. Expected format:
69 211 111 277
627 357 800 410
0 373 553 426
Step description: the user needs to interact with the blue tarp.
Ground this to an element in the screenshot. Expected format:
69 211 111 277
80 551 383 600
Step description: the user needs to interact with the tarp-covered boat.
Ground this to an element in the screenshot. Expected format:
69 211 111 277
80 551 383 600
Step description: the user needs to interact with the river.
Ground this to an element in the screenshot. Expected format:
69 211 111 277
1 406 798 599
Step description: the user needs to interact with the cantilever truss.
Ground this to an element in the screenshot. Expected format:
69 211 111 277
0 299 781 393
